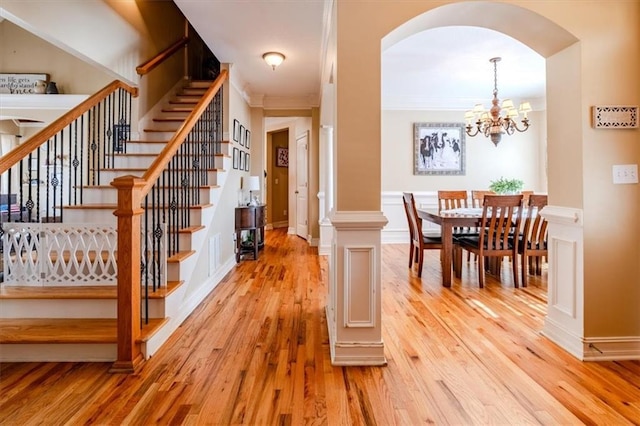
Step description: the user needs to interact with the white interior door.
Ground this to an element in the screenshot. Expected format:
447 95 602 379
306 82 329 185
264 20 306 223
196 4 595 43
295 132 308 239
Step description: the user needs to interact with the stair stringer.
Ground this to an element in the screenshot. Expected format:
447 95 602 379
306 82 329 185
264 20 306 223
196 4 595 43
142 153 236 359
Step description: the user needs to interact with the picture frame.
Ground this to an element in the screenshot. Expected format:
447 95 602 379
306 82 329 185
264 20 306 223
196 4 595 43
244 153 250 171
245 129 251 149
0 73 50 94
414 122 465 175
239 124 245 147
233 147 239 169
239 149 244 170
233 119 240 142
276 147 288 168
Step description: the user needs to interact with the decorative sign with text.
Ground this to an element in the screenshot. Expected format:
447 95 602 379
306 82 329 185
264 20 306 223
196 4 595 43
0 73 49 94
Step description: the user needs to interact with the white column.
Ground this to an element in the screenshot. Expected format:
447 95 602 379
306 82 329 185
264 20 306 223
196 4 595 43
326 210 388 365
318 125 334 255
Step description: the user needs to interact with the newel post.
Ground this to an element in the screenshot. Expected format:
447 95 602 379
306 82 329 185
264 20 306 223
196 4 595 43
109 175 146 373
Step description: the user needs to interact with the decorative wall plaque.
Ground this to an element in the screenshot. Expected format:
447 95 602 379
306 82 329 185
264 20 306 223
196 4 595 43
0 73 49 94
592 105 638 129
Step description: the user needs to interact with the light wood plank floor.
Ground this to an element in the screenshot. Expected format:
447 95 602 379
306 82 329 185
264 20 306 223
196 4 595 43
1 228 639 425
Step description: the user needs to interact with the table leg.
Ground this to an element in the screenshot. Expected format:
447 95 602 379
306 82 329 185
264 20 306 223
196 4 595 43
253 229 259 260
441 223 453 287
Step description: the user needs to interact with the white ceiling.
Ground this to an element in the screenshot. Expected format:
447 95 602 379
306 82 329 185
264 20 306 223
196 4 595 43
173 1 546 111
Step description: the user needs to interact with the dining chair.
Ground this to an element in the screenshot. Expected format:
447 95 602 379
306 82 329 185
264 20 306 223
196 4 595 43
520 190 534 207
438 190 473 265
437 190 469 212
402 192 442 277
456 194 524 288
471 190 494 208
518 194 548 287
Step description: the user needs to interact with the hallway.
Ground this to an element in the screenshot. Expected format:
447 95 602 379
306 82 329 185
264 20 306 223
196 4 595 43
1 228 638 424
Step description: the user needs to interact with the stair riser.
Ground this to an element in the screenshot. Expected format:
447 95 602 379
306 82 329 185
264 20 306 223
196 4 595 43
0 343 116 362
98 169 221 183
0 298 168 319
0 299 115 319
125 142 167 154
82 186 214 205
64 206 205 225
112 155 225 170
167 250 199 282
144 121 183 132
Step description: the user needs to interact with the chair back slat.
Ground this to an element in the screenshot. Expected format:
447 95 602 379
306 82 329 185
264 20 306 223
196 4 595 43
479 195 523 251
437 190 468 212
523 194 548 249
471 190 493 208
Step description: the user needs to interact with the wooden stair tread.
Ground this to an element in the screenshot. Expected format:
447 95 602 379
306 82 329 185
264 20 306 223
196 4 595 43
144 128 180 133
0 318 166 344
0 281 182 300
152 118 186 123
0 285 117 299
162 107 193 113
64 203 213 210
179 225 205 234
167 250 195 263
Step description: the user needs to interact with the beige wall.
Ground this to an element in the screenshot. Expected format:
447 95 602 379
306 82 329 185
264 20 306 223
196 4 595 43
383 110 546 193
1 2 186 127
0 20 112 95
332 0 640 339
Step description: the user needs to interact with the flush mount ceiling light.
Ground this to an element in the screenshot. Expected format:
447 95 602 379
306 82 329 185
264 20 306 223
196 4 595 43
464 57 532 146
262 51 285 70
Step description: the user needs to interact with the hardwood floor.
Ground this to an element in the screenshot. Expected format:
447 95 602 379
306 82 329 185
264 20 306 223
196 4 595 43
1 228 639 425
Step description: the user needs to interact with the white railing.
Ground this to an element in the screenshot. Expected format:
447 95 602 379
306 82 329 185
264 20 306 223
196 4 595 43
2 223 118 285
2 223 167 287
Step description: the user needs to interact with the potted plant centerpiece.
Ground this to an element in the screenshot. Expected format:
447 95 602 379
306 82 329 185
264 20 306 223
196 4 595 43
489 177 524 194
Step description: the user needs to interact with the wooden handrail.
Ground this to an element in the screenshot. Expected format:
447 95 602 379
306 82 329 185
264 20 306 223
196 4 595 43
139 68 228 196
136 36 190 76
110 68 227 373
0 80 138 175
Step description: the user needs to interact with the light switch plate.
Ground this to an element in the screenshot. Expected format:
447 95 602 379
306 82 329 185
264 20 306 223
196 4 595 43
612 164 639 184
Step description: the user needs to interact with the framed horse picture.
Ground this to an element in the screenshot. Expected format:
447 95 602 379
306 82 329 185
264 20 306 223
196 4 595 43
414 122 465 175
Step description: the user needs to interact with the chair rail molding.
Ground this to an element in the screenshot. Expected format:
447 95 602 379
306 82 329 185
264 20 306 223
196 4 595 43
382 191 440 244
326 210 388 366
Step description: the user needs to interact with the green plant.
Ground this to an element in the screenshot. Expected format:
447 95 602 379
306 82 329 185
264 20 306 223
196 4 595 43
489 177 524 194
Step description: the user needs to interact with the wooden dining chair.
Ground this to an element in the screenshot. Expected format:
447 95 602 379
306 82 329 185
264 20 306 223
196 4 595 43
437 190 468 212
518 194 548 287
402 192 442 277
438 190 473 264
471 190 494 208
521 190 534 207
456 194 524 288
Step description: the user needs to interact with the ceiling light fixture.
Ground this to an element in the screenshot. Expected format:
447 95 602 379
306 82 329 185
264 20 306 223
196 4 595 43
464 57 532 146
262 51 285 70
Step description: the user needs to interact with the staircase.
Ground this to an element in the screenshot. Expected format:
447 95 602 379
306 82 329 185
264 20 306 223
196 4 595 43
0 80 230 362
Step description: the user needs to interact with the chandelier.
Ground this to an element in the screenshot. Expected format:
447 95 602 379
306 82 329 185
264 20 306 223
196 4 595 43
464 57 532 146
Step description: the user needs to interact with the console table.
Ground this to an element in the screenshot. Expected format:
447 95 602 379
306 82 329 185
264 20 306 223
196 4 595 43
235 204 266 262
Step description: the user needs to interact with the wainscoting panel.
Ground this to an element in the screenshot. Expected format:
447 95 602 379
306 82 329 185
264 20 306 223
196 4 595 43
343 245 375 327
539 205 585 359
381 191 440 244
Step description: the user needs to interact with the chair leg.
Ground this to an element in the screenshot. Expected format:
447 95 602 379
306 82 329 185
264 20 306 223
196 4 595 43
512 254 519 288
408 242 414 268
521 252 528 288
478 254 485 288
417 249 424 278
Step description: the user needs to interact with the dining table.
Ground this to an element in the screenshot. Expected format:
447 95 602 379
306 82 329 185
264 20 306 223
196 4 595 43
416 207 483 288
